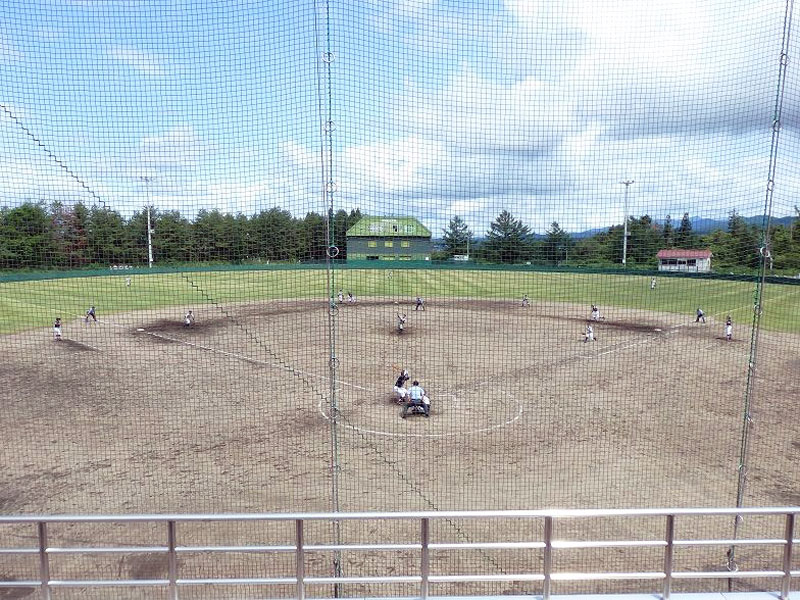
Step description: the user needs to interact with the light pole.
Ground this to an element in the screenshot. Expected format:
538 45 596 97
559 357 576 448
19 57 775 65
620 180 634 266
140 176 154 268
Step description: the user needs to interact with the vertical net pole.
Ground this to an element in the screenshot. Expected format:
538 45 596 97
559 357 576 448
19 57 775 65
729 0 795 574
314 0 343 593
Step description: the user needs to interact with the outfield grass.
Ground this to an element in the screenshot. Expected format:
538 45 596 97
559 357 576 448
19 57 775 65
0 268 798 334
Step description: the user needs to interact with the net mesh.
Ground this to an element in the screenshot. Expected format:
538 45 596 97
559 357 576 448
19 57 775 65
1 0 799 596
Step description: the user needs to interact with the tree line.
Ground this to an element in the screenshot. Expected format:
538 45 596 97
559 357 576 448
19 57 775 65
439 209 800 273
1 201 799 273
0 202 363 269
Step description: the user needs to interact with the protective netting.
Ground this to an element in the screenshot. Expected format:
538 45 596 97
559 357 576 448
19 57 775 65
1 0 799 596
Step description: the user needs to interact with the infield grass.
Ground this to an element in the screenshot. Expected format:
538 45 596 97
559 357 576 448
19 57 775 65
0 267 798 334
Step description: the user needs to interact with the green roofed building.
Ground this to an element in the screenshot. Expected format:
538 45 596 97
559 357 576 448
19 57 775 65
346 216 432 261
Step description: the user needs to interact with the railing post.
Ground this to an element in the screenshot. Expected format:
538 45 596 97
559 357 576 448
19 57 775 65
37 521 50 600
663 514 675 600
296 519 305 600
167 520 178 600
420 518 430 600
781 512 795 600
543 516 553 600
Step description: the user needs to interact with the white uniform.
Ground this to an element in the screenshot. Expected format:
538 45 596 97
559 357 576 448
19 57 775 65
337 291 344 303
53 320 62 340
650 278 656 290
184 312 195 326
394 371 410 400
397 314 406 331
591 307 600 321
584 324 595 342
125 277 132 287
726 323 733 340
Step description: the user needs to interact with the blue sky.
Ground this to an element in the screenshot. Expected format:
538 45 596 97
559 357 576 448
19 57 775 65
1 0 798 235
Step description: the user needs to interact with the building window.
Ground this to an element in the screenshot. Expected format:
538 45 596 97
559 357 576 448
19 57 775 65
384 241 393 248
401 241 410 248
687 259 697 266
368 241 377 248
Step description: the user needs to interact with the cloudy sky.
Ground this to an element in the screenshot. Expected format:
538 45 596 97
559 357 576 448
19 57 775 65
1 0 798 234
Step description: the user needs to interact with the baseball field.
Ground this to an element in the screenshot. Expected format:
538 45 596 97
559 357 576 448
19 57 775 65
1 267 799 597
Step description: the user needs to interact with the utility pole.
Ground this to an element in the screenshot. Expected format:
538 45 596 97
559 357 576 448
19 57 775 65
620 180 634 266
140 176 154 268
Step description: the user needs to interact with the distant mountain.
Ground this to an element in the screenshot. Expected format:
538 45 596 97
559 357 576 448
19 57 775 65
571 214 796 238
433 215 796 243
571 227 608 239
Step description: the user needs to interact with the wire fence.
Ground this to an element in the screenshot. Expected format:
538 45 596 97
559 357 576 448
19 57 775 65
1 0 799 595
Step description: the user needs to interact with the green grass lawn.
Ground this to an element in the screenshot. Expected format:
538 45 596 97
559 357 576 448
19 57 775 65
0 268 798 334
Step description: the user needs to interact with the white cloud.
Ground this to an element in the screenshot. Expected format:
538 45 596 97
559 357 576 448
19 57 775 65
110 46 167 76
0 35 24 64
138 126 202 173
4 0 798 236
0 152 108 208
403 67 574 150
0 114 112 207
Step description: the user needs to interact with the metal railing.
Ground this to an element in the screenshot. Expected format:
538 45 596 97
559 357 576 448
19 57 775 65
0 507 797 600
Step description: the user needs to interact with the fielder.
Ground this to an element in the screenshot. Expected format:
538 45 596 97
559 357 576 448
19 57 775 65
125 277 132 287
521 295 530 307
85 305 97 323
650 277 657 290
414 296 425 311
725 316 733 341
695 308 706 323
393 369 410 402
53 317 62 341
337 289 344 303
584 323 596 342
396 313 407 333
184 310 195 327
347 291 356 304
590 305 601 321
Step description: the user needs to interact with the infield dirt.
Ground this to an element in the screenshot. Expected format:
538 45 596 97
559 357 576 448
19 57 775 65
1 298 798 597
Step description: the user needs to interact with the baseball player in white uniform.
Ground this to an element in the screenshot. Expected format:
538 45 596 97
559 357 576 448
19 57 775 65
394 370 410 401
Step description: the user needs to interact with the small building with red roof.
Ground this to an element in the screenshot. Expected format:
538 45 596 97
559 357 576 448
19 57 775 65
656 249 712 272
